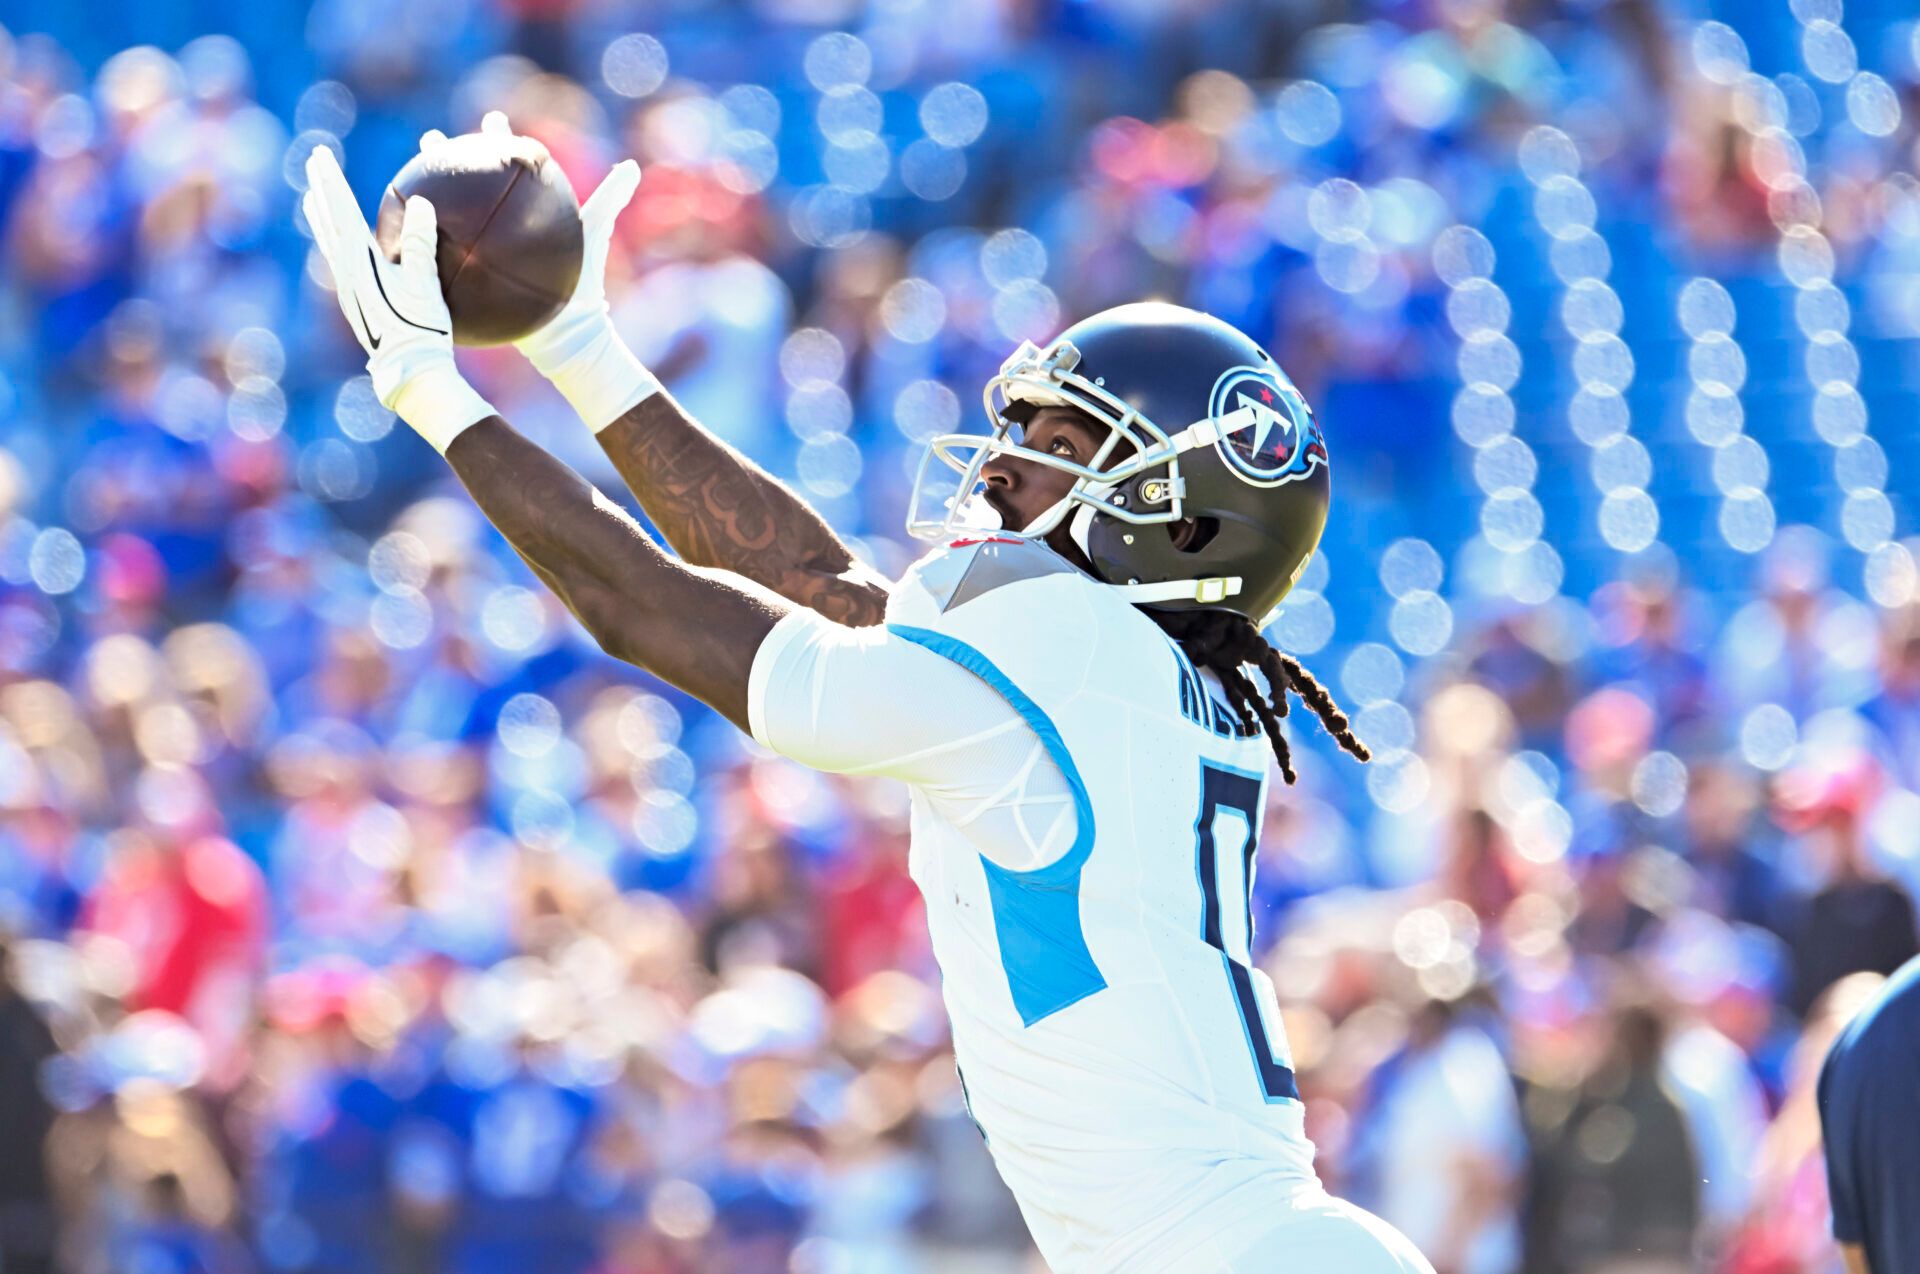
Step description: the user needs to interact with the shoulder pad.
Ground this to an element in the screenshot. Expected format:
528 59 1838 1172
887 534 1180 714
887 535 1107 708
888 535 1084 626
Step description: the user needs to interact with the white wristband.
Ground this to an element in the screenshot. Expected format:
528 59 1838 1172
387 362 498 454
538 323 662 433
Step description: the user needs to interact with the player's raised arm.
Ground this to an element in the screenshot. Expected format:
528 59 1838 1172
594 385 891 628
459 115 890 629
302 146 788 728
441 417 788 728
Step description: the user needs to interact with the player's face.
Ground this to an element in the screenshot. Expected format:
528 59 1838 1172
980 406 1200 565
980 407 1109 538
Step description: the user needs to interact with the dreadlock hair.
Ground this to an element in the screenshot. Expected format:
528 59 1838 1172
1149 609 1370 785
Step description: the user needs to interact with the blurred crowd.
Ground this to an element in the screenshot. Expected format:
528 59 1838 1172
2 0 1920 1271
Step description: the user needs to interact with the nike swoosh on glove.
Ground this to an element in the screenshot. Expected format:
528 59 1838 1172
302 144 495 453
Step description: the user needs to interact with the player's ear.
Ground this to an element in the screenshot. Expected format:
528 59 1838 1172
1168 517 1222 554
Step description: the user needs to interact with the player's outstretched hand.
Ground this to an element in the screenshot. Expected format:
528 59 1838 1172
488 111 643 382
304 145 452 389
303 145 494 454
515 146 641 374
433 111 654 431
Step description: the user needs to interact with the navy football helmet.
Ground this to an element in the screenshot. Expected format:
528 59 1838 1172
907 302 1331 623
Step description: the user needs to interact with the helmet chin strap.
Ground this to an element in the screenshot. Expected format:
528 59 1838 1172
1016 492 1076 539
1067 490 1241 606
1067 499 1099 559
1106 576 1244 605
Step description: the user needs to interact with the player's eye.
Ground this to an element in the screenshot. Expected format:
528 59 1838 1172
1047 436 1077 458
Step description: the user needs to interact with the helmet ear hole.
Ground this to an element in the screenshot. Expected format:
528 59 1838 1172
1170 516 1221 553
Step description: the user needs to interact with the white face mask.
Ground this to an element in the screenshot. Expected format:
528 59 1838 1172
905 337 1183 543
903 337 1249 607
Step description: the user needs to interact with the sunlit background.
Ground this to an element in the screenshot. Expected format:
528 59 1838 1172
1 1 1918 1271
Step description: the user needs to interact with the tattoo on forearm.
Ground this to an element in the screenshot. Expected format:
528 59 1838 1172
788 574 888 626
599 394 888 627
613 419 779 564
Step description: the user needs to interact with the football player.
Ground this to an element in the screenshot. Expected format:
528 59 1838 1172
303 120 1433 1274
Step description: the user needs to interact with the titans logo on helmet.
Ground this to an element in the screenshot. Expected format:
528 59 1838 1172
1205 365 1327 487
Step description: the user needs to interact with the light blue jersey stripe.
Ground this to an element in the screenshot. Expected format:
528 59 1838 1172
888 623 1105 1026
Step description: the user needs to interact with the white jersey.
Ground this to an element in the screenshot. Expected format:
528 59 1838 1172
748 536 1321 1272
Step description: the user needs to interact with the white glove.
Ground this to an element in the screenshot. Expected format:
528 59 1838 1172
302 145 495 454
418 112 657 432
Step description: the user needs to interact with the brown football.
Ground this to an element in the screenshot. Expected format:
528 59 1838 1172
374 131 583 347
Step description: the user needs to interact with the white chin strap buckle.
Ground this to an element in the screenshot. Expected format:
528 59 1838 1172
1105 575 1243 605
1068 502 1099 557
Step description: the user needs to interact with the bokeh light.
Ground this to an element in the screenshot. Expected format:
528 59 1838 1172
602 34 669 98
